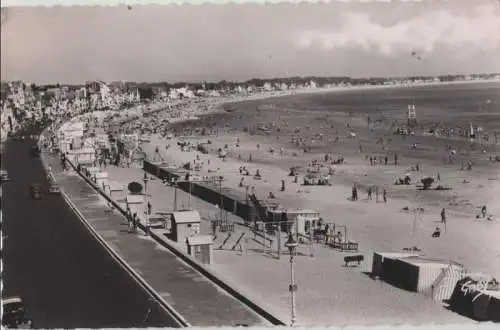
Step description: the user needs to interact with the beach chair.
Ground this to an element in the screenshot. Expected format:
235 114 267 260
344 255 364 267
339 241 359 252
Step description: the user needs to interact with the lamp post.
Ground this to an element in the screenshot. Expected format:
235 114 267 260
143 172 149 196
285 233 298 327
219 176 224 224
188 173 192 210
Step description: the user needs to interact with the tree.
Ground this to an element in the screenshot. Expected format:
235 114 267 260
421 177 435 190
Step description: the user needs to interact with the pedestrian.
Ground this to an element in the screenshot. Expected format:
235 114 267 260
132 213 138 233
352 185 358 201
441 208 447 232
126 205 132 222
440 208 446 223
432 226 441 238
384 156 388 165
394 153 398 166
336 231 343 244
383 188 387 203
145 216 151 236
481 205 487 218
147 201 152 215
367 186 372 200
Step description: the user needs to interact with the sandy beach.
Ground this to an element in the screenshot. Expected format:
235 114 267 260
112 81 500 274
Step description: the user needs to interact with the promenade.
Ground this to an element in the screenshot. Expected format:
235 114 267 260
43 151 268 327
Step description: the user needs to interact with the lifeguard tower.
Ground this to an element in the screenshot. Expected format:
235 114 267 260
407 98 417 127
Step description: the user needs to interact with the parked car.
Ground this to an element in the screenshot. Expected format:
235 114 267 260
30 184 43 200
0 169 11 183
2 296 34 328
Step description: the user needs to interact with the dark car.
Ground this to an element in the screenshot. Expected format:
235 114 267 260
30 146 41 157
0 169 11 183
2 296 34 328
30 184 43 200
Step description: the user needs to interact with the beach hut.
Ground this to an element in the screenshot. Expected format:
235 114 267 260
372 252 464 294
125 194 145 216
187 235 214 265
171 210 202 243
94 171 108 188
447 276 500 321
267 208 321 236
73 147 96 166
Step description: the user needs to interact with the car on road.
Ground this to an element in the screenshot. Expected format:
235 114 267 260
2 296 34 329
30 184 43 200
0 169 11 183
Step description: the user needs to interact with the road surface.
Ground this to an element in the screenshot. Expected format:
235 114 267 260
1 126 181 328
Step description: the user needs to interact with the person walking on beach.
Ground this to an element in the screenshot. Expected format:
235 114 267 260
153 145 163 162
147 201 152 215
352 185 358 201
383 188 387 203
394 153 398 166
441 208 447 232
367 186 373 200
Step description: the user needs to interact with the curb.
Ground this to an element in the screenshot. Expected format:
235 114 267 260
39 130 190 328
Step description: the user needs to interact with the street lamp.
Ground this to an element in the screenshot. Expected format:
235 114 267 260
285 233 298 327
143 172 149 196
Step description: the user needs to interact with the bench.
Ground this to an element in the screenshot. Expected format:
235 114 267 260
344 254 364 267
330 241 359 252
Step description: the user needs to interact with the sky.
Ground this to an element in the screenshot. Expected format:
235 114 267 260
1 0 500 84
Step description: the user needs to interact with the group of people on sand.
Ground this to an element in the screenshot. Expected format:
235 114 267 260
351 184 387 203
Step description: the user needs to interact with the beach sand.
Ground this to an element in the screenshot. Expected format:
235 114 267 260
107 81 500 325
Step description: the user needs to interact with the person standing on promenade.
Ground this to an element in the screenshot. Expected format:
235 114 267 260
394 153 398 166
126 205 132 222
132 213 138 233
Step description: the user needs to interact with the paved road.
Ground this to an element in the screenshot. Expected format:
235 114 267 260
1 126 180 328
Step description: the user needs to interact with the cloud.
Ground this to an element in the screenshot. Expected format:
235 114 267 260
296 4 500 56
